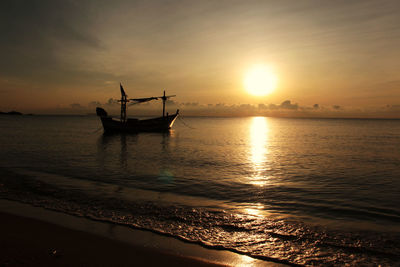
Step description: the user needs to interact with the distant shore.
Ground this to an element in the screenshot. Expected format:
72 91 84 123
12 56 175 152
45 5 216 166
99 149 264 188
0 111 34 115
0 111 22 115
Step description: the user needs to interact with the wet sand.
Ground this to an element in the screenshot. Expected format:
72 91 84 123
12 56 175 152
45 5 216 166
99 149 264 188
0 211 224 266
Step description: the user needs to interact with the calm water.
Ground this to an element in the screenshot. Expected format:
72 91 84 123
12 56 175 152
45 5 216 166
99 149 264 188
1 115 399 265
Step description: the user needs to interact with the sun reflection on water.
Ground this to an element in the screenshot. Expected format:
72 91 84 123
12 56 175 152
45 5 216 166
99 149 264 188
244 203 265 217
249 117 269 187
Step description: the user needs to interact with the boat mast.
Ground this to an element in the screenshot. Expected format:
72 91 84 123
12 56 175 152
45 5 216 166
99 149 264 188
118 85 174 120
120 83 128 123
162 90 166 117
159 90 175 117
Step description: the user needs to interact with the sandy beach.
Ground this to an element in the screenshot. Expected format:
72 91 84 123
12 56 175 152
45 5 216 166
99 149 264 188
0 211 225 266
0 200 275 266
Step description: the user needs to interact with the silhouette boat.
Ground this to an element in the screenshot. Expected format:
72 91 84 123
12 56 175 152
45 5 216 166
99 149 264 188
96 84 179 133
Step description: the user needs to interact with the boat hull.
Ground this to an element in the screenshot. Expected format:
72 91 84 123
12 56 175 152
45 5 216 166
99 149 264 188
98 112 178 133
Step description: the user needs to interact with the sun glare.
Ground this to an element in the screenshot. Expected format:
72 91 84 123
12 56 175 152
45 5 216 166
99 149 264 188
244 65 277 96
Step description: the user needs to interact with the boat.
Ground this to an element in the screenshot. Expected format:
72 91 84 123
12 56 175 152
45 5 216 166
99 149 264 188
96 84 179 133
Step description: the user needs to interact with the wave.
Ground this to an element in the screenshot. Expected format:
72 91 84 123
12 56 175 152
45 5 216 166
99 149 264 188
1 168 399 266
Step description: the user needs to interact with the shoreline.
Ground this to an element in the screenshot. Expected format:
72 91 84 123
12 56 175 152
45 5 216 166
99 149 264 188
0 199 278 266
0 211 221 267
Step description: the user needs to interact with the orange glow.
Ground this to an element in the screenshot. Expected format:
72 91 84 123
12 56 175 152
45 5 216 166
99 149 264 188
244 65 277 96
244 203 265 217
249 117 269 187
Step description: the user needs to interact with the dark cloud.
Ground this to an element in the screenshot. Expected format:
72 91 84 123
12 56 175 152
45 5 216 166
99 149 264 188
0 1 100 47
258 104 267 109
1 0 399 113
181 102 199 107
0 0 101 81
106 98 118 106
268 104 278 110
239 104 254 109
280 100 298 110
333 105 341 110
50 100 400 118
166 100 178 106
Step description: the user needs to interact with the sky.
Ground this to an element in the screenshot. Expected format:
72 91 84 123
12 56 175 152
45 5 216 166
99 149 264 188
1 0 399 117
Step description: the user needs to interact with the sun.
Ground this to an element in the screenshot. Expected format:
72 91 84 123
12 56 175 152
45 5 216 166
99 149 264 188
244 65 277 96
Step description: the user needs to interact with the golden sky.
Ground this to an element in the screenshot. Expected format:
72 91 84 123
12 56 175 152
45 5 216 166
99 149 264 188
1 0 399 117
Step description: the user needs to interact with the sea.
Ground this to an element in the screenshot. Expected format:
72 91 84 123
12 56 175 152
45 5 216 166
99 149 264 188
0 115 399 265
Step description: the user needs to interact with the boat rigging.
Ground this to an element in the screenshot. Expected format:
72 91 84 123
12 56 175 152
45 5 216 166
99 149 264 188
96 84 179 132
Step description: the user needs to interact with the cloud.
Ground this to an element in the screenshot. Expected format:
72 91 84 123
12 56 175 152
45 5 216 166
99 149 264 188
332 105 341 110
0 0 101 82
0 89 11 94
1 0 399 113
106 98 119 106
0 1 100 48
166 100 178 106
280 100 298 110
27 98 400 118
181 102 200 107
386 104 400 112
70 103 83 109
88 101 102 108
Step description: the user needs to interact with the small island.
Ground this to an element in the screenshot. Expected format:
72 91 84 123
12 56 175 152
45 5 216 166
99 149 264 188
0 111 23 115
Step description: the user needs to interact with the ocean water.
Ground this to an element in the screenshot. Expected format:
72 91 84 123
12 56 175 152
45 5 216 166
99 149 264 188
0 115 399 265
